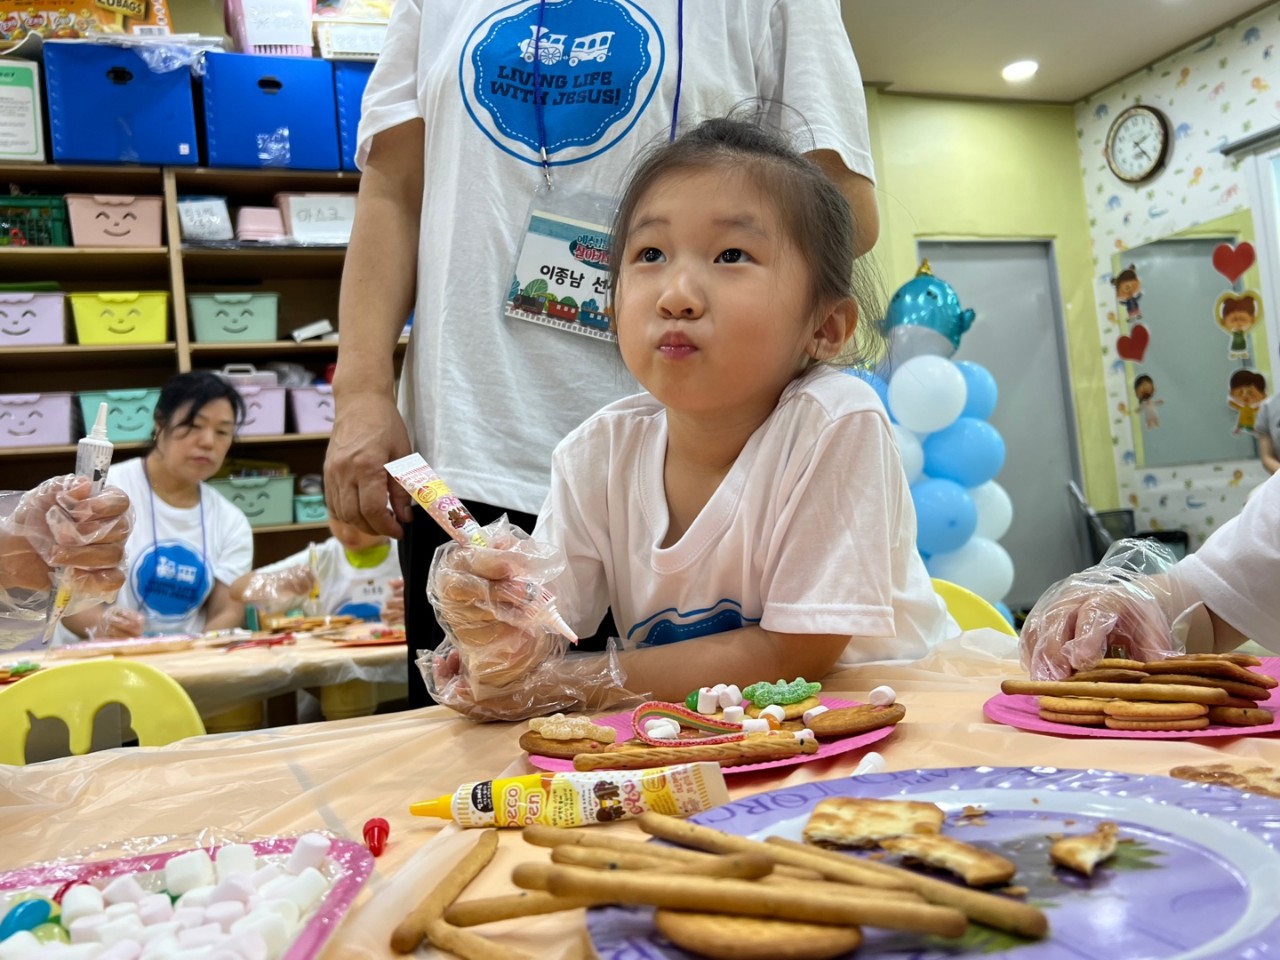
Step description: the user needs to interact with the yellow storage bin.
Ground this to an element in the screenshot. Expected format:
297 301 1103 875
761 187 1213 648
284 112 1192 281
70 291 169 345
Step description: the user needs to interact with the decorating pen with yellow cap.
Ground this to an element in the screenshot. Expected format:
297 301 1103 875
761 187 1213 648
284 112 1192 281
40 402 115 645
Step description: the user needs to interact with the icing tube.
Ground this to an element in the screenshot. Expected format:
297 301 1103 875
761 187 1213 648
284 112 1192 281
384 452 576 643
408 762 730 828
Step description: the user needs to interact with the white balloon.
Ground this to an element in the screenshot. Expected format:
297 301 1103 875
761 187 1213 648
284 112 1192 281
891 424 924 484
886 355 968 435
926 537 1015 604
887 324 956 365
970 481 1014 540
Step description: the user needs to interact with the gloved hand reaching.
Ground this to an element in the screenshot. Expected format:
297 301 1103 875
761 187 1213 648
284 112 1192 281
234 564 318 610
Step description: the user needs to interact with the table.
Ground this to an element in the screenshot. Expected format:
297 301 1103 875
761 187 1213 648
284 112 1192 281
4 629 1279 959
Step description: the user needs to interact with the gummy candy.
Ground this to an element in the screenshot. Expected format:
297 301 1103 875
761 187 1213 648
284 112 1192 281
742 677 822 707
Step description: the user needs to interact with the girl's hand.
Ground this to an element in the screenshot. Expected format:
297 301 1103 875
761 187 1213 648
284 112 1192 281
236 565 317 608
93 606 147 640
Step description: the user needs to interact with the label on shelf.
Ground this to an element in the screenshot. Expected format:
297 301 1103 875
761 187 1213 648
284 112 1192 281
285 195 356 244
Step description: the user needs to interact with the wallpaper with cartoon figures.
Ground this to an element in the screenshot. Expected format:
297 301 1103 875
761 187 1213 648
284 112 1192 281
1076 3 1280 548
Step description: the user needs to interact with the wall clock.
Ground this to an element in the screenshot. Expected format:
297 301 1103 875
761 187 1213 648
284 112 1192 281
1104 105 1172 184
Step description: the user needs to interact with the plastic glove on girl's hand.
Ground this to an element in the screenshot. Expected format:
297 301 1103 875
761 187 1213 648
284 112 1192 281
380 578 404 626
2 477 132 599
92 605 147 640
236 565 318 608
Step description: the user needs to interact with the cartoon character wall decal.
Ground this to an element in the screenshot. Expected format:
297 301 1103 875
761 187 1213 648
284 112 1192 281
1227 369 1267 434
1215 291 1262 360
1112 264 1143 321
1133 374 1164 430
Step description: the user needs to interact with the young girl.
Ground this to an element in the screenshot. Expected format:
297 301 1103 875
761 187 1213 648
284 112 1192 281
431 117 946 711
63 372 253 639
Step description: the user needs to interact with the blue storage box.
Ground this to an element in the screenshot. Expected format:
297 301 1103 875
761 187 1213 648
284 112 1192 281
333 61 373 172
202 53 340 170
43 42 198 165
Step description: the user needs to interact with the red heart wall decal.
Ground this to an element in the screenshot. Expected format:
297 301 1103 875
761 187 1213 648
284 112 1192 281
1117 323 1150 362
1212 242 1256 283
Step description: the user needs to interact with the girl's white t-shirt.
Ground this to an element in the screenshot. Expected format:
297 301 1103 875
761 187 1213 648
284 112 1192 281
107 457 254 635
261 538 402 620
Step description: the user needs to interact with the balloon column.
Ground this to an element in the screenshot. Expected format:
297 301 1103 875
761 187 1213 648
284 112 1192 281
850 262 1015 616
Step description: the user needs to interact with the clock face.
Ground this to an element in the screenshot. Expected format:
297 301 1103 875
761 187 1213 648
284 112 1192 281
1106 106 1171 183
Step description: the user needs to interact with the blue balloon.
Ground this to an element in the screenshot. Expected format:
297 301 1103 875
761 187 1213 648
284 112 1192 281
923 417 1006 488
843 367 893 420
954 361 998 420
994 601 1016 628
911 478 977 556
885 262 976 352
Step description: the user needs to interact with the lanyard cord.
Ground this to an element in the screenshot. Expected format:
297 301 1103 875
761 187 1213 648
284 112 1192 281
142 458 207 613
532 0 685 187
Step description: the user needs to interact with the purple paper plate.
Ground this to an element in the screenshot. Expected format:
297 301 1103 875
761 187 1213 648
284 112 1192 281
586 765 1280 960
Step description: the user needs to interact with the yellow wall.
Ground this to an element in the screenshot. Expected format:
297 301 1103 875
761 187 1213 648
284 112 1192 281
168 0 227 39
866 90 1116 508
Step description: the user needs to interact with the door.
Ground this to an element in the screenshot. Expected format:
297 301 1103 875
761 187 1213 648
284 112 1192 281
917 241 1088 610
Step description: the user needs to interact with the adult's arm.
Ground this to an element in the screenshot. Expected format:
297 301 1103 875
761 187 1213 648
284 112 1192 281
325 119 425 538
1258 433 1280 475
805 149 880 258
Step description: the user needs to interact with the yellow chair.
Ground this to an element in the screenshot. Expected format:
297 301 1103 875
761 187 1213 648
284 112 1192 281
932 578 1017 637
0 659 206 765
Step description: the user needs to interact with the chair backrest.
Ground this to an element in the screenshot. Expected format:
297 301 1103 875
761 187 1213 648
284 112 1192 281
0 659 205 765
931 578 1017 637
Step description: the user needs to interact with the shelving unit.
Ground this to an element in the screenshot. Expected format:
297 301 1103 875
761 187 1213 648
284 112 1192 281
0 162 403 564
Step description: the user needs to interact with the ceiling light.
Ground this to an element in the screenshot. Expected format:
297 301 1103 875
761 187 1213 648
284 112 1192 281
1001 60 1038 83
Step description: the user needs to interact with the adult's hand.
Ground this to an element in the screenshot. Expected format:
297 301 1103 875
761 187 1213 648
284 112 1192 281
324 391 412 539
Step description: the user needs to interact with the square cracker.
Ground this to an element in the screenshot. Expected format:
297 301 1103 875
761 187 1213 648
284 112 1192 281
802 797 944 848
879 834 1017 887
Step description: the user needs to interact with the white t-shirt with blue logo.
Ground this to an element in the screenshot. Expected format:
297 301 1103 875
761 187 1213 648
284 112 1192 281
108 457 253 635
260 538 402 621
358 0 875 515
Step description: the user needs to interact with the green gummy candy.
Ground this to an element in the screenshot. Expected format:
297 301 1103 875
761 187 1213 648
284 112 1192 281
684 689 700 711
743 677 822 707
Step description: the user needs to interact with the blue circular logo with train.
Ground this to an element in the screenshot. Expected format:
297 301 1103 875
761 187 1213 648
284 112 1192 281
460 0 662 166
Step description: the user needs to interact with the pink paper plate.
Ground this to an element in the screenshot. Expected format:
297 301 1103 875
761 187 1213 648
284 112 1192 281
528 697 898 775
984 657 1280 740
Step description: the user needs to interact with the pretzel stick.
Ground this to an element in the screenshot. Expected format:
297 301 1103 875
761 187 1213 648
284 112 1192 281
574 736 815 770
999 680 1228 705
521 824 821 880
444 891 600 927
528 863 967 936
390 830 532 959
552 844 776 879
766 838 1049 939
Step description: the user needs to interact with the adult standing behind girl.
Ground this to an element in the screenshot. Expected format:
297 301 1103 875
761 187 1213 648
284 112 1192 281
429 118 945 713
62 372 254 639
324 0 881 706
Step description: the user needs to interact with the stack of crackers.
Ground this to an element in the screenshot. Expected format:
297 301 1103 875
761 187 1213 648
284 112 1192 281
1002 652 1277 731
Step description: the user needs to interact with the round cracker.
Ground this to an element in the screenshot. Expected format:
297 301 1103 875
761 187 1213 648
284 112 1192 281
1104 716 1210 731
744 695 823 721
1206 706 1275 727
806 702 905 738
1039 695 1109 714
654 909 862 960
1039 709 1107 726
518 731 615 760
1103 700 1207 720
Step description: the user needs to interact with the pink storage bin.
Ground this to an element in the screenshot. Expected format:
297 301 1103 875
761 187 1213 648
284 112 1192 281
225 0 315 56
0 292 65 346
234 384 287 436
289 384 334 434
65 195 164 247
0 393 72 447
235 207 287 241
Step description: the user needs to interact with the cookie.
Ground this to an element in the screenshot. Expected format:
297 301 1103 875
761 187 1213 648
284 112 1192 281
1050 822 1118 876
805 702 906 738
654 910 863 960
1039 696 1108 714
744 695 822 721
1206 706 1275 727
1104 717 1210 731
1067 669 1148 683
518 731 616 759
1138 674 1271 701
1103 700 1207 720
1039 709 1107 726
1095 658 1147 670
879 834 1016 887
803 797 943 848
1168 652 1263 667
1142 658 1278 688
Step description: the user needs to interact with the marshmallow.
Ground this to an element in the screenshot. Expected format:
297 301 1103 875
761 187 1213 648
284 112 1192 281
249 865 281 890
741 718 771 734
171 907 206 931
231 913 288 960
68 914 109 944
177 923 226 949
53 947 111 960
208 876 255 907
96 915 145 947
138 935 179 959
257 899 298 933
255 876 291 902
796 728 816 742
104 903 139 920
97 940 142 960
851 751 887 776
267 867 327 914
214 845 257 884
102 875 147 906
176 886 214 910
868 685 897 707
226 932 268 960
643 718 680 740
0 931 39 960
204 901 246 933
759 704 786 723
716 684 742 708
721 705 744 724
284 834 330 876
694 687 719 715
801 704 829 725
164 850 214 896
61 886 106 926
136 895 172 927
137 922 180 945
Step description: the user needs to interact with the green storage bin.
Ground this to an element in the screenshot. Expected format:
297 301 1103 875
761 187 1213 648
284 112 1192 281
78 389 160 443
188 292 280 343
0 195 70 247
208 474 294 528
294 494 328 523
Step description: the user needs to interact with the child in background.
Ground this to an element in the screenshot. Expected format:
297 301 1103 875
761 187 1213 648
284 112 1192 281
428 116 946 715
232 517 403 623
